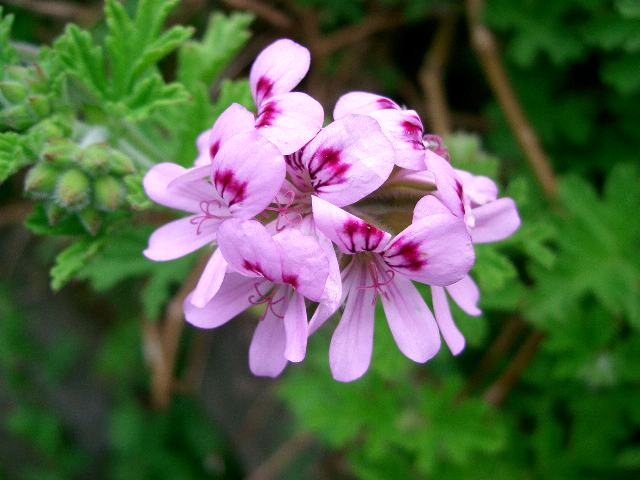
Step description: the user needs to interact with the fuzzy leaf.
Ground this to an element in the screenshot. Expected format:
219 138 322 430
50 238 105 291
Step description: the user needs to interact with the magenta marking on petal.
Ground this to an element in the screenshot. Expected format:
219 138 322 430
454 179 464 200
214 169 248 206
401 118 425 150
255 102 280 127
209 141 220 161
343 219 385 253
377 98 398 110
282 273 299 289
423 134 450 160
256 76 274 103
308 147 351 192
384 238 428 271
243 260 265 277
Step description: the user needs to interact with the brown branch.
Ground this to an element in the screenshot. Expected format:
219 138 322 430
0 201 32 228
2 0 100 25
247 432 315 480
465 0 558 200
483 330 545 407
457 316 526 400
314 13 406 56
221 0 293 29
419 13 457 136
148 253 209 409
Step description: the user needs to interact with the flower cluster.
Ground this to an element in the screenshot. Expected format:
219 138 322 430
143 39 520 382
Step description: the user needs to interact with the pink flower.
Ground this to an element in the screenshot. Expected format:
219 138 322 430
143 131 286 307
184 219 329 377
311 195 475 381
195 39 324 167
333 91 427 170
413 165 521 355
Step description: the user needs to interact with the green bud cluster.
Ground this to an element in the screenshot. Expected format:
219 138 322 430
0 64 52 131
24 139 137 235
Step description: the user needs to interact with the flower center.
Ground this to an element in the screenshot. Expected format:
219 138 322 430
190 200 224 235
248 282 286 320
358 259 395 304
262 190 308 231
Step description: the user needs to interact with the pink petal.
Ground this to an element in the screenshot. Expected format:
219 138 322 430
250 38 310 107
446 275 481 316
256 92 323 155
311 195 392 254
184 274 257 328
424 150 465 217
329 262 376 382
333 91 400 119
369 109 426 170
455 169 498 206
249 287 289 377
212 131 285 218
471 198 521 243
309 256 356 335
383 214 475 286
301 115 394 207
190 248 228 308
194 103 256 167
143 215 219 261
391 168 436 189
381 273 441 362
217 219 282 282
310 227 343 322
283 291 308 362
272 227 329 301
412 195 453 222
431 286 465 355
144 163 211 213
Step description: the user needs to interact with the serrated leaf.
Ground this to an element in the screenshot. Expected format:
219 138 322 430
0 7 17 68
50 237 105 290
0 132 30 184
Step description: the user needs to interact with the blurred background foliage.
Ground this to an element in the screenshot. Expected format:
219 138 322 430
0 0 639 478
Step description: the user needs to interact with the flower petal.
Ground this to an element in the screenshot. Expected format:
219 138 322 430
256 92 323 155
383 214 475 286
470 198 521 243
184 273 257 328
412 194 453 222
250 38 310 107
381 273 441 362
249 287 289 377
194 103 256 167
312 195 392 254
455 169 498 206
190 248 228 308
212 130 285 218
272 227 329 301
143 215 219 261
369 109 426 170
329 261 376 382
217 219 282 281
431 286 465 355
309 256 356 335
301 115 394 207
446 275 481 316
284 291 308 362
333 91 400 119
143 163 211 213
424 150 465 217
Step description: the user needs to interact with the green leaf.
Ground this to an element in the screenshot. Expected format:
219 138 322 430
601 53 640 94
24 204 86 236
177 12 253 89
0 7 17 68
50 237 104 290
0 132 29 184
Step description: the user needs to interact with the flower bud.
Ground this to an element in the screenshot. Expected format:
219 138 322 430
0 81 27 103
41 139 81 168
24 163 59 197
4 65 29 82
108 150 136 175
77 207 102 235
55 169 91 210
94 175 124 211
45 203 66 225
0 105 32 130
80 144 110 174
27 95 50 117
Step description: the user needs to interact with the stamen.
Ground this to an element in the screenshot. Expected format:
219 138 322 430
248 282 286 319
264 190 305 231
358 261 395 303
190 200 224 235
